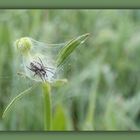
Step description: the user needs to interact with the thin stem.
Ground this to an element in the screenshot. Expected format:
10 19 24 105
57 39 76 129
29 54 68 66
42 82 52 131
2 85 36 119
85 75 99 130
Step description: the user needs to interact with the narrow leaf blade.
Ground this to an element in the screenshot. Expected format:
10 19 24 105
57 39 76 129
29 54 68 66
2 85 35 118
56 33 90 67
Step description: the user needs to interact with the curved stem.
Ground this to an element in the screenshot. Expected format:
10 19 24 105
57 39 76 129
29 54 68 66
2 85 36 119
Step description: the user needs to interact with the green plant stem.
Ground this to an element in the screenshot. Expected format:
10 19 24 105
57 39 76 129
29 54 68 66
84 66 101 130
42 82 52 131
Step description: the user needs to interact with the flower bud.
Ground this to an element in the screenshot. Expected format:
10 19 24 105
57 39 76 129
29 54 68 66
15 37 33 55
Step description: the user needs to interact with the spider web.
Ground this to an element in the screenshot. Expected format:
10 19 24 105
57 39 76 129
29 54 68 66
18 38 68 83
0 72 33 93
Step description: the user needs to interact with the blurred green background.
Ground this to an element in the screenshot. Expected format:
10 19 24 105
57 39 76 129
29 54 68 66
0 9 140 131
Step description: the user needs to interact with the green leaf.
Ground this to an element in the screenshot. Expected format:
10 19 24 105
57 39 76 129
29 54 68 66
2 85 36 119
52 104 67 130
56 33 90 67
51 79 68 87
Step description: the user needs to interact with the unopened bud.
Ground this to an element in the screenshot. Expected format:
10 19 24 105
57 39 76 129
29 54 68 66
15 37 33 55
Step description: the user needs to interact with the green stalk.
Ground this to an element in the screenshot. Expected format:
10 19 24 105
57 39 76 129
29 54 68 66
2 85 36 119
84 65 101 130
42 82 52 131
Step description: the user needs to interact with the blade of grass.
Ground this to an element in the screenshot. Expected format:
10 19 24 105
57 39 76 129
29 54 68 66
56 33 90 67
52 103 67 130
84 71 100 130
2 84 36 118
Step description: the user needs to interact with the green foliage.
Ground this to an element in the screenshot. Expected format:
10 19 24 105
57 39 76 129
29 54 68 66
42 82 52 130
52 104 67 130
1 10 140 131
2 85 35 119
56 33 89 67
